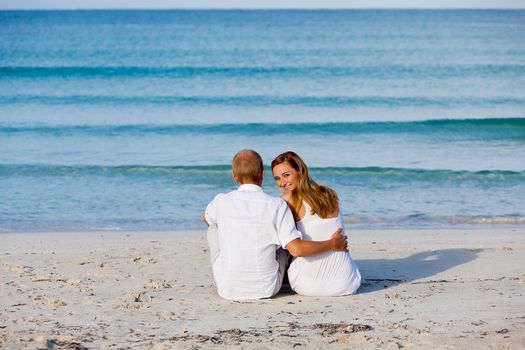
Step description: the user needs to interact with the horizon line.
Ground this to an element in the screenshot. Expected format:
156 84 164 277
2 7 524 10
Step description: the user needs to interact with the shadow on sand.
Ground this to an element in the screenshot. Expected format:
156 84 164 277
356 248 480 293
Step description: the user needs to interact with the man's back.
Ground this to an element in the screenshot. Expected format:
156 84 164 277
205 184 300 300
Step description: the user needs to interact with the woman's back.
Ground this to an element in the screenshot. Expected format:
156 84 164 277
287 202 361 296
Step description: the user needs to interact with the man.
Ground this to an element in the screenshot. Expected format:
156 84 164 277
203 149 347 300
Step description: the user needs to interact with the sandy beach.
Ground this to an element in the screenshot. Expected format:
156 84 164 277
1 228 524 349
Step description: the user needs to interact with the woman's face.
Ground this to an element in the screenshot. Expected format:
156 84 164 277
272 161 299 193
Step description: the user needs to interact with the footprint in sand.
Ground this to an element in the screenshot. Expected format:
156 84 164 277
156 311 179 321
118 291 152 309
132 257 157 264
53 300 68 307
144 280 172 290
31 334 86 350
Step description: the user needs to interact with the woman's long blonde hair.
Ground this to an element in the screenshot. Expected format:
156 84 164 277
271 151 339 218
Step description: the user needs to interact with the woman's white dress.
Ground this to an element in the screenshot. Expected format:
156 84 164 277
287 202 361 296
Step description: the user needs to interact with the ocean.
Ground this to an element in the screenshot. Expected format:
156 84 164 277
1 10 524 232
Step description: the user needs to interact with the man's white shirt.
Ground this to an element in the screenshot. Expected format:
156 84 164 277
205 184 301 300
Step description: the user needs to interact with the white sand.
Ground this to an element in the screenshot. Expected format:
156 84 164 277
1 228 524 349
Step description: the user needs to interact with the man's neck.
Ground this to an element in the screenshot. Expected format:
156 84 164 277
239 182 262 187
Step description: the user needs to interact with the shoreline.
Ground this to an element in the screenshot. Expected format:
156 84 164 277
1 228 524 349
2 224 525 235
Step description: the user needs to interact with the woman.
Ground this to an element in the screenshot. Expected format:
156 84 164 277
271 151 361 296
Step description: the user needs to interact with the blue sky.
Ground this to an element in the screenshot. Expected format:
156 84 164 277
1 1 525 9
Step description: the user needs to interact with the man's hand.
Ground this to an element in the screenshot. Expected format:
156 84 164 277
202 213 209 226
330 228 348 251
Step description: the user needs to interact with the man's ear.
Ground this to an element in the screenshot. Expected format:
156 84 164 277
232 171 240 185
256 169 264 186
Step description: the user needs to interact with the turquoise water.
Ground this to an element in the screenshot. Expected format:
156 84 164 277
1 10 524 231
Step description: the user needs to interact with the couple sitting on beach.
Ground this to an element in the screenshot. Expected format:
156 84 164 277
203 150 361 300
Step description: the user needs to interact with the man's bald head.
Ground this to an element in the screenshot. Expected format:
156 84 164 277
232 149 264 185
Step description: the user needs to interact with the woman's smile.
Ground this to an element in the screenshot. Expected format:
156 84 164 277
272 161 299 192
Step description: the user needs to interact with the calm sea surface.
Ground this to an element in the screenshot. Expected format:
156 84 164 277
1 10 524 231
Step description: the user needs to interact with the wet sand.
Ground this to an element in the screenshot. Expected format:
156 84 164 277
1 228 524 349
